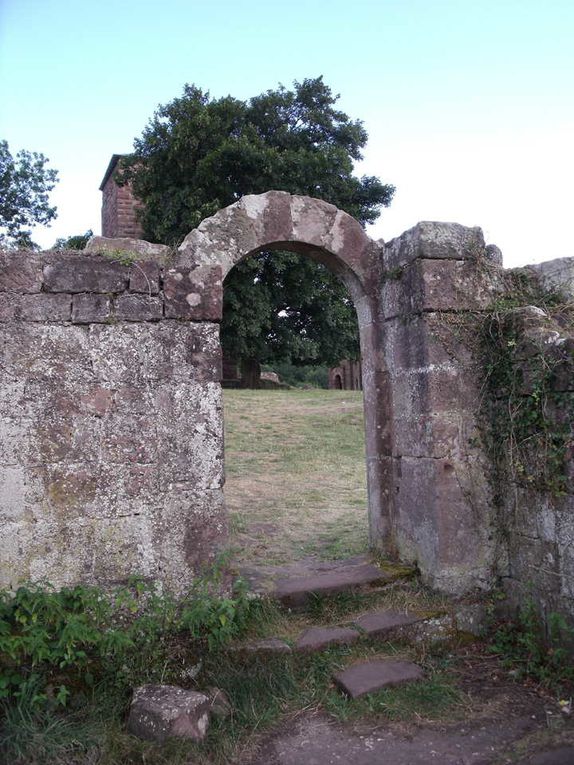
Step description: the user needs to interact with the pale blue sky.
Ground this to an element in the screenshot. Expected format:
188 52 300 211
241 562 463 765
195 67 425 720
1 0 573 264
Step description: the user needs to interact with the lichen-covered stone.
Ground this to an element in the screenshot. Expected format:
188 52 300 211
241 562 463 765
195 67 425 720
18 293 72 321
72 293 111 323
115 293 163 322
44 255 129 293
127 684 210 743
129 260 162 294
164 265 223 320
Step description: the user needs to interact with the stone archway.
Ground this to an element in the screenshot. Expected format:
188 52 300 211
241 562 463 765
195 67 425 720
174 191 394 553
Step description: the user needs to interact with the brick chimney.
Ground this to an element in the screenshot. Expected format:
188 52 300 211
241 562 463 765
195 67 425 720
99 155 143 239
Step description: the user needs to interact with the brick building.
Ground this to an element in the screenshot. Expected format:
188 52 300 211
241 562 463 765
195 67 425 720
99 154 143 239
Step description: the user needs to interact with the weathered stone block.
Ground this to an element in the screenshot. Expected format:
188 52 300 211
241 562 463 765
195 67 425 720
382 258 501 319
0 253 43 292
101 415 157 464
393 455 494 594
390 365 478 415
384 314 477 372
528 256 574 300
391 412 479 459
44 256 129 293
383 221 487 270
0 324 95 384
295 626 359 652
129 260 161 294
115 293 163 321
127 685 210 743
86 236 171 261
334 659 424 698
156 382 223 491
0 293 19 321
88 323 221 385
71 293 111 323
18 293 71 322
158 488 227 585
164 266 223 320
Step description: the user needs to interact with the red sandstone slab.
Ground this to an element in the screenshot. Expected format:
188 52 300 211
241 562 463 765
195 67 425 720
334 659 424 699
352 610 423 637
295 626 360 653
274 564 388 607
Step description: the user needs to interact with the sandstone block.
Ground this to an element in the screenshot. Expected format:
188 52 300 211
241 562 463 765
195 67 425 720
86 236 171 260
72 293 111 323
44 256 129 293
352 609 423 636
164 265 223 320
295 626 359 652
0 254 43 293
0 293 19 321
275 563 388 607
18 293 71 321
127 684 210 743
384 221 486 270
129 260 161 294
115 293 163 321
334 659 424 698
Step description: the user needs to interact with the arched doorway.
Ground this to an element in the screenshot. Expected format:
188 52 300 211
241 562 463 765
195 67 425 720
175 191 394 554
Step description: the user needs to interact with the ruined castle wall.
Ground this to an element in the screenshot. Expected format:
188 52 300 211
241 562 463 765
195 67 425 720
381 223 505 593
493 304 574 622
1 193 571 618
0 249 226 593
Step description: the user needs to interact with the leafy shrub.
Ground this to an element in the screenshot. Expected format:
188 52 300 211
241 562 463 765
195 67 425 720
0 574 259 709
490 600 574 690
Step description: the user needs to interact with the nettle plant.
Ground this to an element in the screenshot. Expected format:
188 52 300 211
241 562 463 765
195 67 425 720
0 573 260 709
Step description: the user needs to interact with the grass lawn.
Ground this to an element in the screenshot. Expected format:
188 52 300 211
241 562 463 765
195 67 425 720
223 389 369 565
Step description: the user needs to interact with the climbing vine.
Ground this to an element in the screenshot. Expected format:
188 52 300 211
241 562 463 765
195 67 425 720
478 270 573 499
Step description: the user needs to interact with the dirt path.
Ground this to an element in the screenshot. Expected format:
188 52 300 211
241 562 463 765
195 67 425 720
242 653 574 765
223 389 368 566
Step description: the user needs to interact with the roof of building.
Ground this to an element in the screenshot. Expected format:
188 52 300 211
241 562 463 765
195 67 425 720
99 154 124 191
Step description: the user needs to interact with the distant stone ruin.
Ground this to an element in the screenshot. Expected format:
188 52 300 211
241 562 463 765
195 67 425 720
1 192 572 627
329 359 362 390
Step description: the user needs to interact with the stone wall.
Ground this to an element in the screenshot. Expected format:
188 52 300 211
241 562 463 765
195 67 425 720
0 248 226 593
0 192 571 622
488 293 574 622
380 222 505 593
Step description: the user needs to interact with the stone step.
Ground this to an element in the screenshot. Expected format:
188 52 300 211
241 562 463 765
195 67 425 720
333 659 424 699
295 626 360 653
352 609 424 636
274 563 389 607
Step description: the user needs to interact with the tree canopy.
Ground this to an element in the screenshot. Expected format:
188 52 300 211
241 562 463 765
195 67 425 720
0 140 58 249
120 77 394 380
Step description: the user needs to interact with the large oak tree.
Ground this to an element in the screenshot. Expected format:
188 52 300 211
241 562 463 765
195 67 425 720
120 78 394 383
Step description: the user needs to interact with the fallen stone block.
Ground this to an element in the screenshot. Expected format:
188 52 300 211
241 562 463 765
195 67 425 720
127 684 210 743
334 659 424 699
296 626 360 652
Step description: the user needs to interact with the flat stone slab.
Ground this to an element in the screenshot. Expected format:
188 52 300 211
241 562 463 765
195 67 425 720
296 626 360 652
239 637 292 654
333 659 424 698
352 609 423 636
275 563 388 607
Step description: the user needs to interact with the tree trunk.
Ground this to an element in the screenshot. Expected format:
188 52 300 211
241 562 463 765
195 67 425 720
240 357 261 388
